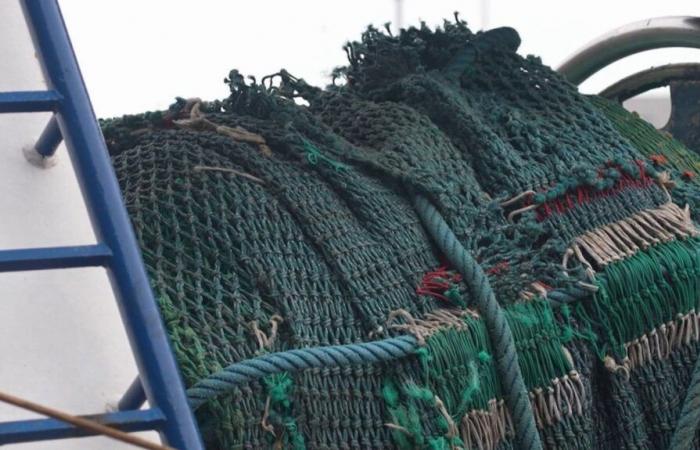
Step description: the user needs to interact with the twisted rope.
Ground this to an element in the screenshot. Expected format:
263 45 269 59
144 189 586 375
413 195 543 450
187 335 418 410
670 352 700 449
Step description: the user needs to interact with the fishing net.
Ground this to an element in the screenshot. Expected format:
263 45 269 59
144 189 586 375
590 96 700 221
102 17 700 450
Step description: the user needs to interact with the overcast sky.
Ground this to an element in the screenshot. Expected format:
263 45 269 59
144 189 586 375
57 0 700 118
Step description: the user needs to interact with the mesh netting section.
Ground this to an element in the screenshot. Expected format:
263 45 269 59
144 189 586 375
591 95 700 221
103 18 700 450
336 26 643 197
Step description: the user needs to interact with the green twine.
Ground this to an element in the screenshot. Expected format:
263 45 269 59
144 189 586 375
383 366 471 449
264 373 293 408
455 360 481 415
263 373 306 450
444 285 465 307
382 297 573 450
416 346 433 385
382 378 428 449
427 437 452 450
478 350 492 363
404 381 437 403
157 294 215 385
301 137 348 172
575 237 700 359
506 299 574 389
421 320 499 414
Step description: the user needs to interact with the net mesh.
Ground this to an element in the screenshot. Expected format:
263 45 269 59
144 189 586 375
102 18 700 450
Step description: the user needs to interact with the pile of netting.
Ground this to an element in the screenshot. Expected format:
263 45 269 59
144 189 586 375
102 17 700 450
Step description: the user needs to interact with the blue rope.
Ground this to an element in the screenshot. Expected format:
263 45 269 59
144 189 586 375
412 194 543 450
187 335 418 410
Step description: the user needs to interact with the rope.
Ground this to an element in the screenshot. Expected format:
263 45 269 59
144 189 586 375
412 194 544 450
669 353 700 449
187 335 418 410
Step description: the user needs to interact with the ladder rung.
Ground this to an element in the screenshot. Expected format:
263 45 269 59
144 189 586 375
0 90 62 113
0 244 112 272
0 408 165 444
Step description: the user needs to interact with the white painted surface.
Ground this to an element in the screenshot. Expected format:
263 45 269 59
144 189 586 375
0 1 155 448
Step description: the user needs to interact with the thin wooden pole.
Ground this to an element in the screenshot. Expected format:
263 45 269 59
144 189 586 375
0 390 174 450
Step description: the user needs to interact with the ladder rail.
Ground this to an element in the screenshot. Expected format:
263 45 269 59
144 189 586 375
0 409 166 445
0 1 206 448
0 90 61 112
0 244 111 272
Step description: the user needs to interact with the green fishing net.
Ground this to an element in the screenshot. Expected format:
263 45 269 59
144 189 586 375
103 18 700 450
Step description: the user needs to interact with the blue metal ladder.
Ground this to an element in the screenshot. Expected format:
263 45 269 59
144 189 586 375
0 1 204 448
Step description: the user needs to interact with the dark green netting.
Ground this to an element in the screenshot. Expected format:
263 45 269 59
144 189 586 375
591 95 700 222
102 18 700 450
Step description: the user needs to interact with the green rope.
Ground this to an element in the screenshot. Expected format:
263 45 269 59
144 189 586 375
413 194 543 450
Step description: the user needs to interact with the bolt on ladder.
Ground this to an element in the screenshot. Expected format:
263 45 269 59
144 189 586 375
0 1 203 448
